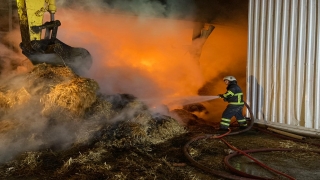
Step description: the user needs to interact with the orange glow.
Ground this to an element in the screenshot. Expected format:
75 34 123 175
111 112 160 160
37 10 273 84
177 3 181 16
56 9 204 99
46 9 247 113
2 6 248 124
197 25 248 122
200 25 248 83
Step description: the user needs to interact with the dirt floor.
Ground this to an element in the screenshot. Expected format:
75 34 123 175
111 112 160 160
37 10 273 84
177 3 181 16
184 124 320 180
0 122 319 180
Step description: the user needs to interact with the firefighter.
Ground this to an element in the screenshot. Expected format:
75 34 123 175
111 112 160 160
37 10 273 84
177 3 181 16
218 76 247 130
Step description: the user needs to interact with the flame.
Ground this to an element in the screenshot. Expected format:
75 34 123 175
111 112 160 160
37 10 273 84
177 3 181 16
200 24 248 83
46 9 247 113
56 9 204 99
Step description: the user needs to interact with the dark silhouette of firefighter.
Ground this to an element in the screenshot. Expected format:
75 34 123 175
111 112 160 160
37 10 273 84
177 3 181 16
218 76 247 130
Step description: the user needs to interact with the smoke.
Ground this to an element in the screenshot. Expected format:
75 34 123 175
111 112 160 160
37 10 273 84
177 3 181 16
53 0 205 100
197 24 248 123
0 0 201 164
53 0 249 123
0 30 31 78
56 0 195 19
0 74 78 163
1 0 248 102
0 0 248 163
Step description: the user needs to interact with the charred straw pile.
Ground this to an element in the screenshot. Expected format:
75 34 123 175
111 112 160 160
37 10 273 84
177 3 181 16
0 64 190 179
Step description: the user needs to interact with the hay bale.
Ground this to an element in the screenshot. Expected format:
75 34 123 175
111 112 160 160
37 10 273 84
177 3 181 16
6 88 31 108
24 64 101 119
42 77 99 118
0 92 9 109
114 113 152 142
170 109 198 125
104 99 186 147
148 115 187 144
0 87 31 116
75 95 115 144
26 64 78 96
86 94 114 121
0 120 19 134
29 63 76 80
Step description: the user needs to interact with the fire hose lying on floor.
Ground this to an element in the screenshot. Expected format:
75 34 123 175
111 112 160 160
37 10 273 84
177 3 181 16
183 102 320 180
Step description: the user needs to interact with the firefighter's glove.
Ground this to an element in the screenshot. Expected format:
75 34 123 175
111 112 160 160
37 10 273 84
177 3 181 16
218 94 224 98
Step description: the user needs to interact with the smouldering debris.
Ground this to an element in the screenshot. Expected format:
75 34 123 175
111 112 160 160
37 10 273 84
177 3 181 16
0 64 189 179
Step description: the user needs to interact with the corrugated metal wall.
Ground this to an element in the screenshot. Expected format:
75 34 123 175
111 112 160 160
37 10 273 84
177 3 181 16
247 0 320 136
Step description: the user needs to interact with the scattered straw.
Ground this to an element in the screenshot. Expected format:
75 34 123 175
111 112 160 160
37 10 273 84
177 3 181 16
0 120 19 134
148 116 187 144
29 63 76 80
86 94 114 121
42 77 99 118
0 92 9 109
6 88 31 108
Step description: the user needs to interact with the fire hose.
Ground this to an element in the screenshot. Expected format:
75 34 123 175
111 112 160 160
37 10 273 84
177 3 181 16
224 147 320 180
182 102 320 180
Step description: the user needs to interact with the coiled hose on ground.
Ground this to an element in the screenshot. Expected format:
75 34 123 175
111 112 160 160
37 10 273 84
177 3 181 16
183 102 320 180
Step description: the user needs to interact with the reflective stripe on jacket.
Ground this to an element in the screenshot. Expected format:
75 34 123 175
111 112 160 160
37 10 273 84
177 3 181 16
222 81 244 105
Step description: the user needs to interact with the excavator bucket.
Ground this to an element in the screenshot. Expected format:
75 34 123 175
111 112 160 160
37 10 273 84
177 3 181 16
16 0 92 75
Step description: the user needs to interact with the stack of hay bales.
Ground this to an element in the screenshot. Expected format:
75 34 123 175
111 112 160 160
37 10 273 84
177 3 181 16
0 64 189 180
0 63 186 145
0 63 184 137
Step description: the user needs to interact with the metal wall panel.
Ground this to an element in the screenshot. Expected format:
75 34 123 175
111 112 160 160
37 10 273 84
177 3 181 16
247 0 320 136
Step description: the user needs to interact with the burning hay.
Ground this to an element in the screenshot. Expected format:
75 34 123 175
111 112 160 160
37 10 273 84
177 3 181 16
0 120 18 134
0 63 190 179
0 64 99 119
1 64 320 180
24 63 78 97
91 94 187 147
0 87 31 108
0 93 8 109
108 113 186 147
0 86 31 117
86 94 114 120
42 77 99 118
6 88 31 108
27 64 99 119
29 63 77 81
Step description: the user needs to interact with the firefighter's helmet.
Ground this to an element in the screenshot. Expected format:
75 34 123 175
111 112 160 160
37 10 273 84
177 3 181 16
223 76 236 81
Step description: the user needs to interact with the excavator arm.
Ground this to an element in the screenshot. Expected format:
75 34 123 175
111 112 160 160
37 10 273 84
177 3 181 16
16 0 92 75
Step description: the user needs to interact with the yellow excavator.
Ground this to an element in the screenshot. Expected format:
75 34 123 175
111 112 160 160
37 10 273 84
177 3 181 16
16 0 92 75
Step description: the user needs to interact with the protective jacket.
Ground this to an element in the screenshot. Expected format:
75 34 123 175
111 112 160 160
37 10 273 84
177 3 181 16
222 81 244 105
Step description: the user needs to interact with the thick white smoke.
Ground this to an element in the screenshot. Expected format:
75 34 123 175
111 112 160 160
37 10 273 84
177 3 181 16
53 0 205 104
0 0 201 164
0 0 248 164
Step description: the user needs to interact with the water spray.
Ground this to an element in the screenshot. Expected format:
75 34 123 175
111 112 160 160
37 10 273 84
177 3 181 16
141 95 219 108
